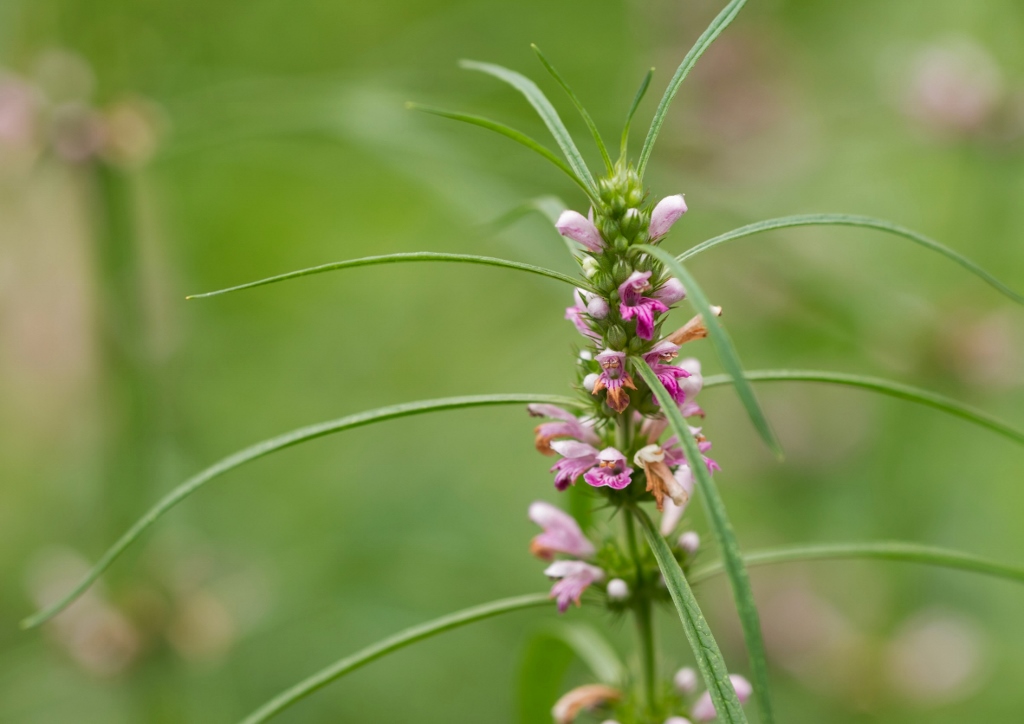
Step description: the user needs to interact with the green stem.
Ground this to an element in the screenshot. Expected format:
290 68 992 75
624 501 656 711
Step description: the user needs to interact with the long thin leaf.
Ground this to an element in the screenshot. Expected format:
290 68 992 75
633 506 748 724
634 361 771 724
459 60 598 195
531 44 613 174
620 68 654 161
241 593 551 724
21 394 581 629
689 542 1024 586
186 252 588 300
408 103 594 198
678 214 1024 306
637 0 748 177
636 243 783 458
702 369 1024 446
485 196 579 258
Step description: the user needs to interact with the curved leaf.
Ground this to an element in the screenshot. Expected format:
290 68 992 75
459 60 598 195
702 369 1024 446
242 593 551 724
620 67 654 161
532 44 613 173
677 214 1024 306
637 0 748 177
186 252 588 300
21 394 581 629
408 103 594 197
633 506 748 724
635 361 771 724
689 542 1024 586
636 244 783 458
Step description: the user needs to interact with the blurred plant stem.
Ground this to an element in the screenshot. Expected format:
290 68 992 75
86 161 163 541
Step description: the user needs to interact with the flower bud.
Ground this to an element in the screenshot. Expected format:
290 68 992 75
650 194 687 239
654 278 686 306
587 295 610 319
556 210 605 252
620 207 642 238
582 373 599 392
606 325 627 349
679 531 700 555
606 578 630 601
674 666 699 695
691 674 752 721
582 256 600 278
665 718 693 724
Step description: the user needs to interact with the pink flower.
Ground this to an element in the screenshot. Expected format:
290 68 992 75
549 440 600 491
528 404 599 455
654 277 686 306
583 448 633 490
618 271 668 340
592 349 636 413
566 289 602 341
650 194 687 239
544 560 605 613
528 501 596 560
691 674 752 721
664 433 720 476
643 341 690 405
556 210 604 252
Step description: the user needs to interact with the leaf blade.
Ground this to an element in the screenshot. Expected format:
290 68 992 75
408 103 595 198
636 243 782 458
459 59 598 195
531 44 613 173
186 252 588 300
634 361 770 724
242 593 552 724
678 214 1024 306
620 67 654 161
689 542 1024 586
633 507 748 724
701 369 1024 446
637 0 748 177
21 394 582 629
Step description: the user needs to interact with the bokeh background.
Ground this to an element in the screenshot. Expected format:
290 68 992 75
2 0 1024 721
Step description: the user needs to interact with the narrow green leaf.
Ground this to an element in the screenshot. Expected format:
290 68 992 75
21 394 582 629
531 44 613 173
636 244 783 458
485 196 579 258
241 593 551 724
459 60 598 195
702 369 1024 446
408 103 595 199
637 0 748 177
634 361 771 724
678 214 1024 306
620 67 654 161
689 542 1024 587
632 506 748 724
186 252 589 300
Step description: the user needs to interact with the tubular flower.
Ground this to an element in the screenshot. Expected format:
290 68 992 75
566 289 602 341
528 403 599 455
633 444 689 511
618 271 668 340
676 358 705 418
593 349 636 413
545 560 605 613
649 194 688 239
556 209 605 253
549 440 601 491
654 277 686 306
664 432 721 476
659 465 695 535
643 341 690 405
552 684 621 723
691 675 752 722
583 447 633 490
666 308 720 346
528 501 596 560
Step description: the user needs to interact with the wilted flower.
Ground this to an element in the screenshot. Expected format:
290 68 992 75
529 501 596 560
634 444 690 511
552 684 621 723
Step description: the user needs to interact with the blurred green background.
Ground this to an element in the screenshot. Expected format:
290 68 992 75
2 0 1024 721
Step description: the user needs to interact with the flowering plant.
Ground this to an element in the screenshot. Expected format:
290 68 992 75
21 1 1024 722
